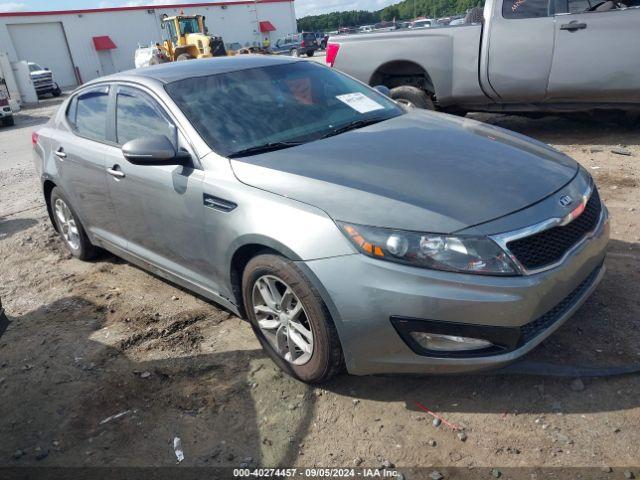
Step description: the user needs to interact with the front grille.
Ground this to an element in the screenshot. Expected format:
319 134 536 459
507 188 601 270
520 265 601 343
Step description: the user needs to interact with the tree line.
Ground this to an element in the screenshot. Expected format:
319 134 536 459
297 0 480 32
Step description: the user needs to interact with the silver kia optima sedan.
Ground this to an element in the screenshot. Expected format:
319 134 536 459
33 56 609 383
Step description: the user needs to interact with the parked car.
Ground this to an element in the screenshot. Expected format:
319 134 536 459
409 18 437 29
315 32 330 50
28 62 62 98
0 85 13 127
327 0 640 115
272 32 318 57
34 56 609 383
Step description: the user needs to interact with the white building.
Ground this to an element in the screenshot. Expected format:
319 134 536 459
0 0 297 88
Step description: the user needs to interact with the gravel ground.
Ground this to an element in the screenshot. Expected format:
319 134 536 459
0 99 639 473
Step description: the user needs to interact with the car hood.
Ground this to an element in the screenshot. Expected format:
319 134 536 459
230 110 578 233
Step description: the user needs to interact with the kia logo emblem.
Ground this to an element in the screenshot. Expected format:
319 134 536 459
559 195 573 207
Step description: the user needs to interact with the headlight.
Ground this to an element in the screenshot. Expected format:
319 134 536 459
338 222 518 275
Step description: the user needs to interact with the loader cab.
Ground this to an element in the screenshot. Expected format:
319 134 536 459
162 14 206 45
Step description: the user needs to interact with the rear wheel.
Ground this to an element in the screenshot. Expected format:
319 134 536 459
242 254 343 383
50 187 97 261
290 48 299 58
306 50 314 57
390 86 435 110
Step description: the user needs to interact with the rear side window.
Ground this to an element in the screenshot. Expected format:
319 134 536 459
71 87 109 141
116 87 174 146
503 0 549 18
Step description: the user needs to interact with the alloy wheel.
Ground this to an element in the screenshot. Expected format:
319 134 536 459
54 198 80 250
252 275 314 365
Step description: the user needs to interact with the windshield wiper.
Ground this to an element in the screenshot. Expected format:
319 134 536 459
227 141 303 159
321 117 389 139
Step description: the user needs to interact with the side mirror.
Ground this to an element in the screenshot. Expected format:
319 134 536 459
373 85 391 97
44 67 50 71
122 135 190 166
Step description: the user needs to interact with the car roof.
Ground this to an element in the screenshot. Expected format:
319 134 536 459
91 55 298 86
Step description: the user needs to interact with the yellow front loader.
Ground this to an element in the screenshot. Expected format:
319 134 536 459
157 13 227 62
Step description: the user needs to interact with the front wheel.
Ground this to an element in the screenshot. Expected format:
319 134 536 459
389 86 435 110
52 84 62 97
50 187 97 260
242 254 344 383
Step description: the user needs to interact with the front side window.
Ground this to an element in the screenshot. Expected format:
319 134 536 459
165 61 403 158
503 0 549 18
72 87 109 142
116 87 174 146
567 0 592 11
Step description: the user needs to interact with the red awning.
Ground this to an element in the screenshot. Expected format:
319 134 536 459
259 21 276 32
93 36 117 51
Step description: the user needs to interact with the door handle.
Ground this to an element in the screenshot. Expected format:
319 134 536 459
54 148 67 159
560 21 587 31
107 166 125 179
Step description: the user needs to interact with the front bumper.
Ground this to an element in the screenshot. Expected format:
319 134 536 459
303 207 610 375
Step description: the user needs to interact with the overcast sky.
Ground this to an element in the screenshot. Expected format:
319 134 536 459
0 0 400 17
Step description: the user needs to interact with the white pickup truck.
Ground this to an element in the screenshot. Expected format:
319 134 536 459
326 0 640 117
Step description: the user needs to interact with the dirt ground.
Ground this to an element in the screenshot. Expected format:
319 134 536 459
0 100 639 474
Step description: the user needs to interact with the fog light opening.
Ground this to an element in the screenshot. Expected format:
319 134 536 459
410 332 493 352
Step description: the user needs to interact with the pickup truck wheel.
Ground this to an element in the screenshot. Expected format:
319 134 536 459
52 85 62 97
243 254 344 384
390 86 435 110
50 187 97 261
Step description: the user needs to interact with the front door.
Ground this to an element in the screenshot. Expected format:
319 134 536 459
103 85 213 287
484 0 555 102
547 1 640 102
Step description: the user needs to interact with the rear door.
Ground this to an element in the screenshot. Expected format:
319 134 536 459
484 0 555 101
56 85 123 245
547 1 640 102
103 84 213 287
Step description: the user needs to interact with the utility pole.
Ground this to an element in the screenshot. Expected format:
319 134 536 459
414 0 417 19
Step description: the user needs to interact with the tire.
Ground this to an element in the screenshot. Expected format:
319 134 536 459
242 254 344 383
464 6 484 24
389 86 435 110
290 49 299 58
52 85 62 97
177 53 195 61
306 50 314 57
50 187 97 261
2 116 14 127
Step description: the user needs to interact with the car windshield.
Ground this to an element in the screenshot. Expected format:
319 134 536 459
29 64 43 72
165 62 404 158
